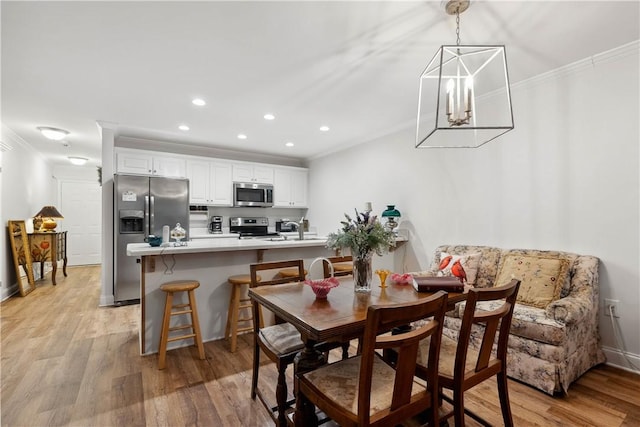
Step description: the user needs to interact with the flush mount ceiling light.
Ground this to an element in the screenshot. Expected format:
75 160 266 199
416 0 514 148
285 142 294 147
68 156 88 166
37 126 69 141
192 98 206 106
319 125 330 132
178 124 190 131
237 134 247 140
263 113 275 121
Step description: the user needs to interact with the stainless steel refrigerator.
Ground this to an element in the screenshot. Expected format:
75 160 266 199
113 174 189 303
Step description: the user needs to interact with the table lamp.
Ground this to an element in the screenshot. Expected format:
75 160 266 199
381 205 401 232
34 206 64 232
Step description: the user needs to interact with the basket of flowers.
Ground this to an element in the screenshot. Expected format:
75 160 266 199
304 257 340 299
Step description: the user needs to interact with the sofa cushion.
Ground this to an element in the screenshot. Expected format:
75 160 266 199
436 251 481 285
452 300 567 346
503 249 578 298
494 254 570 308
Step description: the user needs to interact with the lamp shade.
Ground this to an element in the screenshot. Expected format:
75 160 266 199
34 206 64 219
381 205 401 218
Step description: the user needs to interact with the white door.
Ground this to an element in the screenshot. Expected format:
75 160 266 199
60 181 102 265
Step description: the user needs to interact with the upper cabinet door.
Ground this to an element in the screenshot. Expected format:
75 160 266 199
116 149 186 177
186 160 210 204
232 163 274 184
232 164 253 182
273 167 308 208
289 169 308 207
186 160 232 206
252 165 274 184
153 156 186 178
116 151 153 175
209 162 232 205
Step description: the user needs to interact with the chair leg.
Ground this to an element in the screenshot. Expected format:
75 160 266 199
275 362 288 427
229 286 241 352
188 290 205 360
453 387 465 427
497 371 514 427
224 284 235 340
158 292 173 370
340 341 350 360
251 334 260 400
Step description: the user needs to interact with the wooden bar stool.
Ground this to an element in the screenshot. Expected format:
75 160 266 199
158 280 205 370
225 274 261 352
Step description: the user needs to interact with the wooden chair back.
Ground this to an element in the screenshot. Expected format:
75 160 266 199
250 259 305 326
322 255 353 278
453 279 520 386
358 291 448 425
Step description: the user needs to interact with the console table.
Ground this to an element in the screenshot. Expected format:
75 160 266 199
28 231 68 285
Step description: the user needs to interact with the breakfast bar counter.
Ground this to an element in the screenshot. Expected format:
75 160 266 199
128 237 340 355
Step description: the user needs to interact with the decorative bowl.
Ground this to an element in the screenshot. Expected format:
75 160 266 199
304 277 339 299
145 235 163 247
390 273 413 285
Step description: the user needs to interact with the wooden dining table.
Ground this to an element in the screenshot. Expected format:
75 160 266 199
248 277 467 425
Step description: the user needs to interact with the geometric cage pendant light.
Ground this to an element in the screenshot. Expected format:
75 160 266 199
416 0 514 148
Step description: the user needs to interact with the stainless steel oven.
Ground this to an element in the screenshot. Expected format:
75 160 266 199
233 182 273 207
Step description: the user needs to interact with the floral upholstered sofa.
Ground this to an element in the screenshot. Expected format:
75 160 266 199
414 244 606 395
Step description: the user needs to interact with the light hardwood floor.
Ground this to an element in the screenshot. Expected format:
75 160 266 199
1 265 639 426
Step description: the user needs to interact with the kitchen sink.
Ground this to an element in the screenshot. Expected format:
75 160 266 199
264 236 326 242
288 237 326 241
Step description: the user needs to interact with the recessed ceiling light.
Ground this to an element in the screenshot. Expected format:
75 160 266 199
178 125 190 131
68 156 88 166
37 126 69 140
264 113 275 120
319 125 330 132
192 98 206 106
237 134 247 140
285 142 294 147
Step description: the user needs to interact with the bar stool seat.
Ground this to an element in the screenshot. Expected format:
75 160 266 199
277 268 308 279
158 280 205 370
225 274 261 352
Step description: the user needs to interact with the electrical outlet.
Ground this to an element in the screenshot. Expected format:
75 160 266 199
604 299 620 318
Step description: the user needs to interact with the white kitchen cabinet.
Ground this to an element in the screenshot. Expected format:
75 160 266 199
186 160 232 205
232 163 274 184
273 167 308 208
116 149 186 177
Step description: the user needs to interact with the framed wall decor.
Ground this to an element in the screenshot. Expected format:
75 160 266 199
7 220 36 296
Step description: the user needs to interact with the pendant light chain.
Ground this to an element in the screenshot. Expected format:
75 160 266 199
455 7 461 46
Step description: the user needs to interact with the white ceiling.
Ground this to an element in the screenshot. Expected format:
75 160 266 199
2 1 639 166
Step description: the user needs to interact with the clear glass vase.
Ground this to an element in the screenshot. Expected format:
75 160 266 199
353 253 373 293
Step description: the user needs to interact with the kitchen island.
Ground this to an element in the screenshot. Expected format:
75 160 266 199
127 235 406 355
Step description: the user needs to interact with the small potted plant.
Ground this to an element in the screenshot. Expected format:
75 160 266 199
326 210 396 292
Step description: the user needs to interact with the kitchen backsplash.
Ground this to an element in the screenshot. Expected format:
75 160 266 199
189 206 307 235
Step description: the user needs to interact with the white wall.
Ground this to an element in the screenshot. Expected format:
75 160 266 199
307 42 640 372
1 125 58 300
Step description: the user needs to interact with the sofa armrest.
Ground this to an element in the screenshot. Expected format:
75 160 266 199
545 296 590 324
545 255 600 325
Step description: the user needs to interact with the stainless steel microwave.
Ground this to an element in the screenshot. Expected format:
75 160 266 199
233 182 274 207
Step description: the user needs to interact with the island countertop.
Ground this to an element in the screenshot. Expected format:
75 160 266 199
127 234 408 257
126 236 331 257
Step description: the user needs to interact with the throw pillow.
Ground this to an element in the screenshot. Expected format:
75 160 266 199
437 252 481 286
494 254 570 308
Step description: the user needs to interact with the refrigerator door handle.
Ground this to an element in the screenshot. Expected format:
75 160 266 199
150 195 155 234
144 195 150 237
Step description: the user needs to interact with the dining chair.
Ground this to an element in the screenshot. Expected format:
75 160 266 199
322 255 353 278
418 279 521 427
250 259 350 426
295 291 448 427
